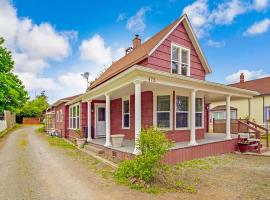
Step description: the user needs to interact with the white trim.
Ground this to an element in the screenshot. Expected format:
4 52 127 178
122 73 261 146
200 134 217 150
68 102 80 130
153 91 173 131
122 96 130 129
77 66 258 105
171 43 191 77
94 103 106 138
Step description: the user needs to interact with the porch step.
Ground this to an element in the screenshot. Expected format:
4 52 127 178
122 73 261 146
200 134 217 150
84 144 104 155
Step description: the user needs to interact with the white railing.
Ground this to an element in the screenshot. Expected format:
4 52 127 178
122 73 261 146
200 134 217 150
0 120 7 132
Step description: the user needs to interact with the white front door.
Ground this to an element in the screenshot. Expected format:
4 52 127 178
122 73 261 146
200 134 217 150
95 104 106 138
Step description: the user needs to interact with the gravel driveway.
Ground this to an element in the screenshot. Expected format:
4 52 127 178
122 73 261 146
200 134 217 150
1 126 269 200
0 125 176 200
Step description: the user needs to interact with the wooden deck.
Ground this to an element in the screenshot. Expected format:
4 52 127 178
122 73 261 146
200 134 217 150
89 133 238 164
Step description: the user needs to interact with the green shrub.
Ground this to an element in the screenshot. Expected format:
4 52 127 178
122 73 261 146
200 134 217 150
114 127 173 184
37 125 45 133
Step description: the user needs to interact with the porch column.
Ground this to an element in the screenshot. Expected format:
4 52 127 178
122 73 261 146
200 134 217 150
104 93 112 147
87 100 92 142
133 80 141 155
189 89 198 146
225 95 232 140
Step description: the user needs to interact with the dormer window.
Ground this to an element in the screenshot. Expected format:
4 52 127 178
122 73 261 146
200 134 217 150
171 44 190 76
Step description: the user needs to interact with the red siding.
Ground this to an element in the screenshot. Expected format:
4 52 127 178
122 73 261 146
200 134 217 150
142 22 206 80
163 138 238 164
55 103 66 137
90 138 238 164
167 129 205 142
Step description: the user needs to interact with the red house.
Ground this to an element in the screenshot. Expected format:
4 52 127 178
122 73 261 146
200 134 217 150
50 94 82 138
66 14 258 163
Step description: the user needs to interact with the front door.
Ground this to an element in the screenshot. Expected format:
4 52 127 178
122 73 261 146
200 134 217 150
95 104 106 138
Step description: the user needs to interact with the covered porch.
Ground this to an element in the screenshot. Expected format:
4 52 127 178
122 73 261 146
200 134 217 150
78 66 258 157
89 133 238 154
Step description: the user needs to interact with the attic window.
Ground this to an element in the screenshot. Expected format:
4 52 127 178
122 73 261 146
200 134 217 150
171 44 190 76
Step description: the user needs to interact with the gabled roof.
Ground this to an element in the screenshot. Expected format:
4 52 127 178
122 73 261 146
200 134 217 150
90 14 212 89
229 76 270 95
51 94 82 107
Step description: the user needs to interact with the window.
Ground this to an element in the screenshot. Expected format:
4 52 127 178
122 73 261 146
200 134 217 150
264 107 270 122
171 44 190 76
122 98 130 128
156 95 170 128
176 96 189 128
196 98 203 127
69 104 80 129
211 110 237 122
60 110 63 122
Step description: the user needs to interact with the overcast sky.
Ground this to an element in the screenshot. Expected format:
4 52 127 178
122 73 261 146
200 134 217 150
0 0 269 103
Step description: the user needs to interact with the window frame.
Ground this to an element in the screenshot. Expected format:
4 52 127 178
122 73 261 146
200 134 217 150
175 95 190 130
171 43 191 77
153 91 173 130
195 98 204 128
68 103 80 130
122 96 130 129
60 109 63 122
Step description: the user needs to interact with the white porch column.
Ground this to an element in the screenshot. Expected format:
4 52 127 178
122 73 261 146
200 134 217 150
104 94 112 147
87 101 92 142
225 95 232 140
189 89 198 146
133 80 141 155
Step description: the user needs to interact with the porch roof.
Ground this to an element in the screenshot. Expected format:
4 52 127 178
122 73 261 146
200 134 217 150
67 66 259 105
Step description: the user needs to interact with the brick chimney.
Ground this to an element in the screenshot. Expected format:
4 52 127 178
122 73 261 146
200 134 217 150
133 34 141 49
240 73 245 83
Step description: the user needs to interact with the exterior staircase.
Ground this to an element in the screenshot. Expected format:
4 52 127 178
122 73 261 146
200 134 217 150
84 144 104 155
237 120 269 154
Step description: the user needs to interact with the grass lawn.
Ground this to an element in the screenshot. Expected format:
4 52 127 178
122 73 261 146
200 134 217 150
36 128 270 199
121 153 270 199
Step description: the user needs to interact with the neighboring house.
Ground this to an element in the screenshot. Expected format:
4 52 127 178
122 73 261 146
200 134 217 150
210 73 270 131
0 111 16 132
45 94 82 137
65 14 258 163
44 106 55 133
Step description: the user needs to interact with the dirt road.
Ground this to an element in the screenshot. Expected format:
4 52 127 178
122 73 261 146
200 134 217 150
0 125 175 200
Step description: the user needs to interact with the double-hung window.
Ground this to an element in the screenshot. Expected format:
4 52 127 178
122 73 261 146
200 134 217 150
122 98 130 129
172 44 190 76
69 104 80 129
176 96 189 128
60 110 63 122
196 98 203 127
156 95 170 128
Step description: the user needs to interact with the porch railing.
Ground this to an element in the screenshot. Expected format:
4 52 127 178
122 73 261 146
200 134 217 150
246 120 269 148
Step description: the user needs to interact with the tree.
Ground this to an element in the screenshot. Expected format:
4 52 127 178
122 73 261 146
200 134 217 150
19 91 49 118
0 37 28 113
